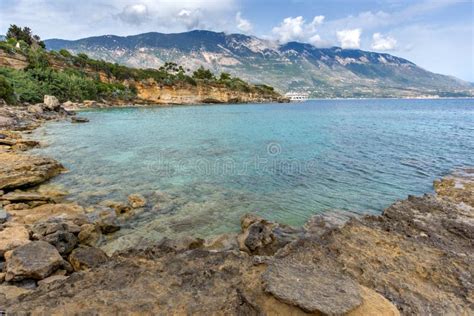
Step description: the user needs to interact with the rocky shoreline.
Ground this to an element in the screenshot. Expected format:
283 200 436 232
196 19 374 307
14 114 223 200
0 98 473 315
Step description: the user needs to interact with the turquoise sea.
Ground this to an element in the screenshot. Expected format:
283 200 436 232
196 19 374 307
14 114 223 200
31 99 474 245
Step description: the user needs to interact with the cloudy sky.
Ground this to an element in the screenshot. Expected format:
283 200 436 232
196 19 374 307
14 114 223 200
1 0 473 81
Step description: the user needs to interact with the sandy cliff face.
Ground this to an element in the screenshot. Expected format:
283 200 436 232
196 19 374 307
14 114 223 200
135 80 281 104
0 50 28 70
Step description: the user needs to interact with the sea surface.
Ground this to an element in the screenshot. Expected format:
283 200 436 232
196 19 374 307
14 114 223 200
31 99 474 247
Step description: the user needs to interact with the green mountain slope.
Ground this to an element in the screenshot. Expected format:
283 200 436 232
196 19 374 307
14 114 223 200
45 30 473 98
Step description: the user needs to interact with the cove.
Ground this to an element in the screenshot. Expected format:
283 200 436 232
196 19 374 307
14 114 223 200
30 98 474 245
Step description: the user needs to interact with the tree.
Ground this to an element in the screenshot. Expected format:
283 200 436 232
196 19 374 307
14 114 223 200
192 66 215 80
59 49 72 58
219 72 231 81
6 24 45 48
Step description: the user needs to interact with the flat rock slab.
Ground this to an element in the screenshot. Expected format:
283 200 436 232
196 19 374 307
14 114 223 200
5 241 63 281
0 152 64 190
262 258 362 314
0 191 52 202
8 203 85 224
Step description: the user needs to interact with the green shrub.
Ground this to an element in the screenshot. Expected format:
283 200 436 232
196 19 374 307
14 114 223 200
0 75 16 104
192 66 215 80
59 49 72 58
26 48 50 69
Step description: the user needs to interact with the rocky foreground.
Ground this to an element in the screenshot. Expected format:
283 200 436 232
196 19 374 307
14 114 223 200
0 99 473 315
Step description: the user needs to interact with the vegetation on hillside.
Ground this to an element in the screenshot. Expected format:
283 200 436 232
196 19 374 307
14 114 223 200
0 25 276 105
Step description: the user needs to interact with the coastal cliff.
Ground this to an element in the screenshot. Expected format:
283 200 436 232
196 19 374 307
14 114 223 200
135 80 282 105
0 103 472 315
0 45 286 106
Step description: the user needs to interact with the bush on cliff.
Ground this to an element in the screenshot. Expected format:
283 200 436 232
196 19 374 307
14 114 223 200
0 67 134 103
0 75 17 104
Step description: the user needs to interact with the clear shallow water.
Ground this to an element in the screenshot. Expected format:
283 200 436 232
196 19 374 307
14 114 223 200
31 99 474 243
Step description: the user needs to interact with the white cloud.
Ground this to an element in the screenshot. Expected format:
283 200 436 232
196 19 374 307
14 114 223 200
235 12 252 33
371 33 397 50
118 4 149 25
336 28 361 49
176 9 203 30
271 15 325 45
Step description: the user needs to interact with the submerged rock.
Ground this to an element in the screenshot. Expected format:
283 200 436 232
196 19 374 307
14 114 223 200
2 173 473 314
128 193 147 209
5 241 63 281
100 200 131 215
71 117 89 123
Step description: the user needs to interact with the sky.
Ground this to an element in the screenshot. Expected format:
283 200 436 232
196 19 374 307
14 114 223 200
1 0 473 81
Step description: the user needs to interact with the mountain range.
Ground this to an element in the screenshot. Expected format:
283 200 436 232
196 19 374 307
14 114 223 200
45 30 472 98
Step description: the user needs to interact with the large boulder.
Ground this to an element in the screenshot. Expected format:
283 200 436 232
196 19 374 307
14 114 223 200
0 225 30 257
43 95 60 111
0 152 64 190
68 246 108 271
5 241 63 281
30 220 78 255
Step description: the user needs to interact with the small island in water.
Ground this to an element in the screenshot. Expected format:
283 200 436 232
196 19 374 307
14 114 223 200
0 22 473 316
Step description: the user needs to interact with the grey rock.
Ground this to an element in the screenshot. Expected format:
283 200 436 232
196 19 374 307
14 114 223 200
71 117 89 123
68 247 108 271
27 104 43 114
29 219 82 256
42 230 78 256
237 213 302 255
43 95 60 111
262 258 362 314
5 241 63 281
78 224 102 246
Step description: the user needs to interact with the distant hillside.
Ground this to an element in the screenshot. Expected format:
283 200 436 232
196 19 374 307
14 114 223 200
45 30 473 98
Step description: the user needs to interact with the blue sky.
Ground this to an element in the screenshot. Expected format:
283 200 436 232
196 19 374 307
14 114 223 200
1 0 473 81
